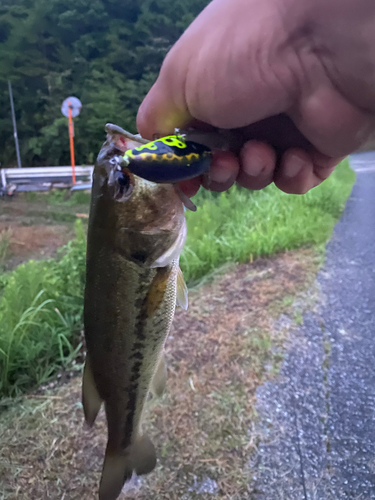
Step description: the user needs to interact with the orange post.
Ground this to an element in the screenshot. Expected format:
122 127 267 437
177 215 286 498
68 101 76 185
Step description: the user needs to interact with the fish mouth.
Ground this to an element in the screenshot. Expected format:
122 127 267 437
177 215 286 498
105 123 149 145
97 123 147 166
96 124 150 202
96 128 197 211
96 135 123 166
96 139 134 202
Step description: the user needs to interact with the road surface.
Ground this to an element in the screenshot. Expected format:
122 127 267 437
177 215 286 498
253 152 375 500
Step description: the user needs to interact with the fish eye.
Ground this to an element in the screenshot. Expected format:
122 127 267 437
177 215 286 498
114 170 133 201
115 170 129 189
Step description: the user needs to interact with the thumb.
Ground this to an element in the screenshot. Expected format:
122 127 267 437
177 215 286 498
136 69 192 140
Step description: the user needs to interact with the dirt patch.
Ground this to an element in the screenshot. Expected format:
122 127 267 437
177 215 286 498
0 192 89 269
0 223 73 270
0 248 322 500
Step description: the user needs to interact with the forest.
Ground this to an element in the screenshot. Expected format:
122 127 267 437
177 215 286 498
0 0 209 167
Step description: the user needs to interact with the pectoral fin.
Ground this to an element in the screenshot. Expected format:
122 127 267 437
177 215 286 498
151 353 167 397
151 219 187 268
147 267 172 317
82 357 102 427
176 267 188 310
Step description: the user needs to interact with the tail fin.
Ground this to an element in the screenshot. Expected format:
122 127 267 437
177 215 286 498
99 435 156 500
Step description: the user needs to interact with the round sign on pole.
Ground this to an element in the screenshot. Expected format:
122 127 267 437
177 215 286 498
61 96 82 118
61 96 82 185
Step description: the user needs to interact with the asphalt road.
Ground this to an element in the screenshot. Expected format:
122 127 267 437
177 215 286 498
253 152 375 500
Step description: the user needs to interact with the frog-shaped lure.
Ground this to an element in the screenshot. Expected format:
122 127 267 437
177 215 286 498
119 132 212 184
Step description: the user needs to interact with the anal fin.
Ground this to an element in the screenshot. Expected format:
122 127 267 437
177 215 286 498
151 353 167 397
82 356 102 426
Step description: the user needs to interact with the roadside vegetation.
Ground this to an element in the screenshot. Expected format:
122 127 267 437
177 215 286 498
0 222 86 397
0 160 355 398
24 190 91 206
0 228 12 270
182 159 354 283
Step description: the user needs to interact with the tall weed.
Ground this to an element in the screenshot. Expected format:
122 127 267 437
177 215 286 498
0 229 12 270
0 221 86 397
182 159 355 283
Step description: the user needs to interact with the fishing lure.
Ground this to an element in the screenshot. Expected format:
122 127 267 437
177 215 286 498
120 134 212 183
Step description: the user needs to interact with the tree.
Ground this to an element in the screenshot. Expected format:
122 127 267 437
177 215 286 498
0 0 209 167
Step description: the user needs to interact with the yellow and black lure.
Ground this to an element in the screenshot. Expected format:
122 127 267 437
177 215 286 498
121 134 212 183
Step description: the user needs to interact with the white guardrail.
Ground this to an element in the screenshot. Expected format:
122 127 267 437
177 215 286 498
0 166 94 193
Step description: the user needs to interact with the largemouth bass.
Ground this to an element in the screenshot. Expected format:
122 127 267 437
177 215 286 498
83 128 188 500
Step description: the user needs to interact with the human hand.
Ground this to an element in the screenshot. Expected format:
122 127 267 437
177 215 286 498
137 0 375 197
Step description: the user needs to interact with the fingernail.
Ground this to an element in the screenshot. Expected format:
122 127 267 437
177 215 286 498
284 153 307 178
210 167 232 184
209 152 234 183
243 153 265 177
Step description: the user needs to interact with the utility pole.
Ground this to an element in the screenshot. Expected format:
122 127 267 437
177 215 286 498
8 80 22 168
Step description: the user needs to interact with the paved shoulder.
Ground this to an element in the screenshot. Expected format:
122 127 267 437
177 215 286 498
253 154 375 500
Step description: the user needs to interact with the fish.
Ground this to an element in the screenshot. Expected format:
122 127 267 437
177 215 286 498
83 126 189 500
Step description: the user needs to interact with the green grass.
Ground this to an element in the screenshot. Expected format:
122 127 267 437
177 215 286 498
0 160 355 398
25 189 92 206
0 221 86 397
0 228 12 270
182 159 355 283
